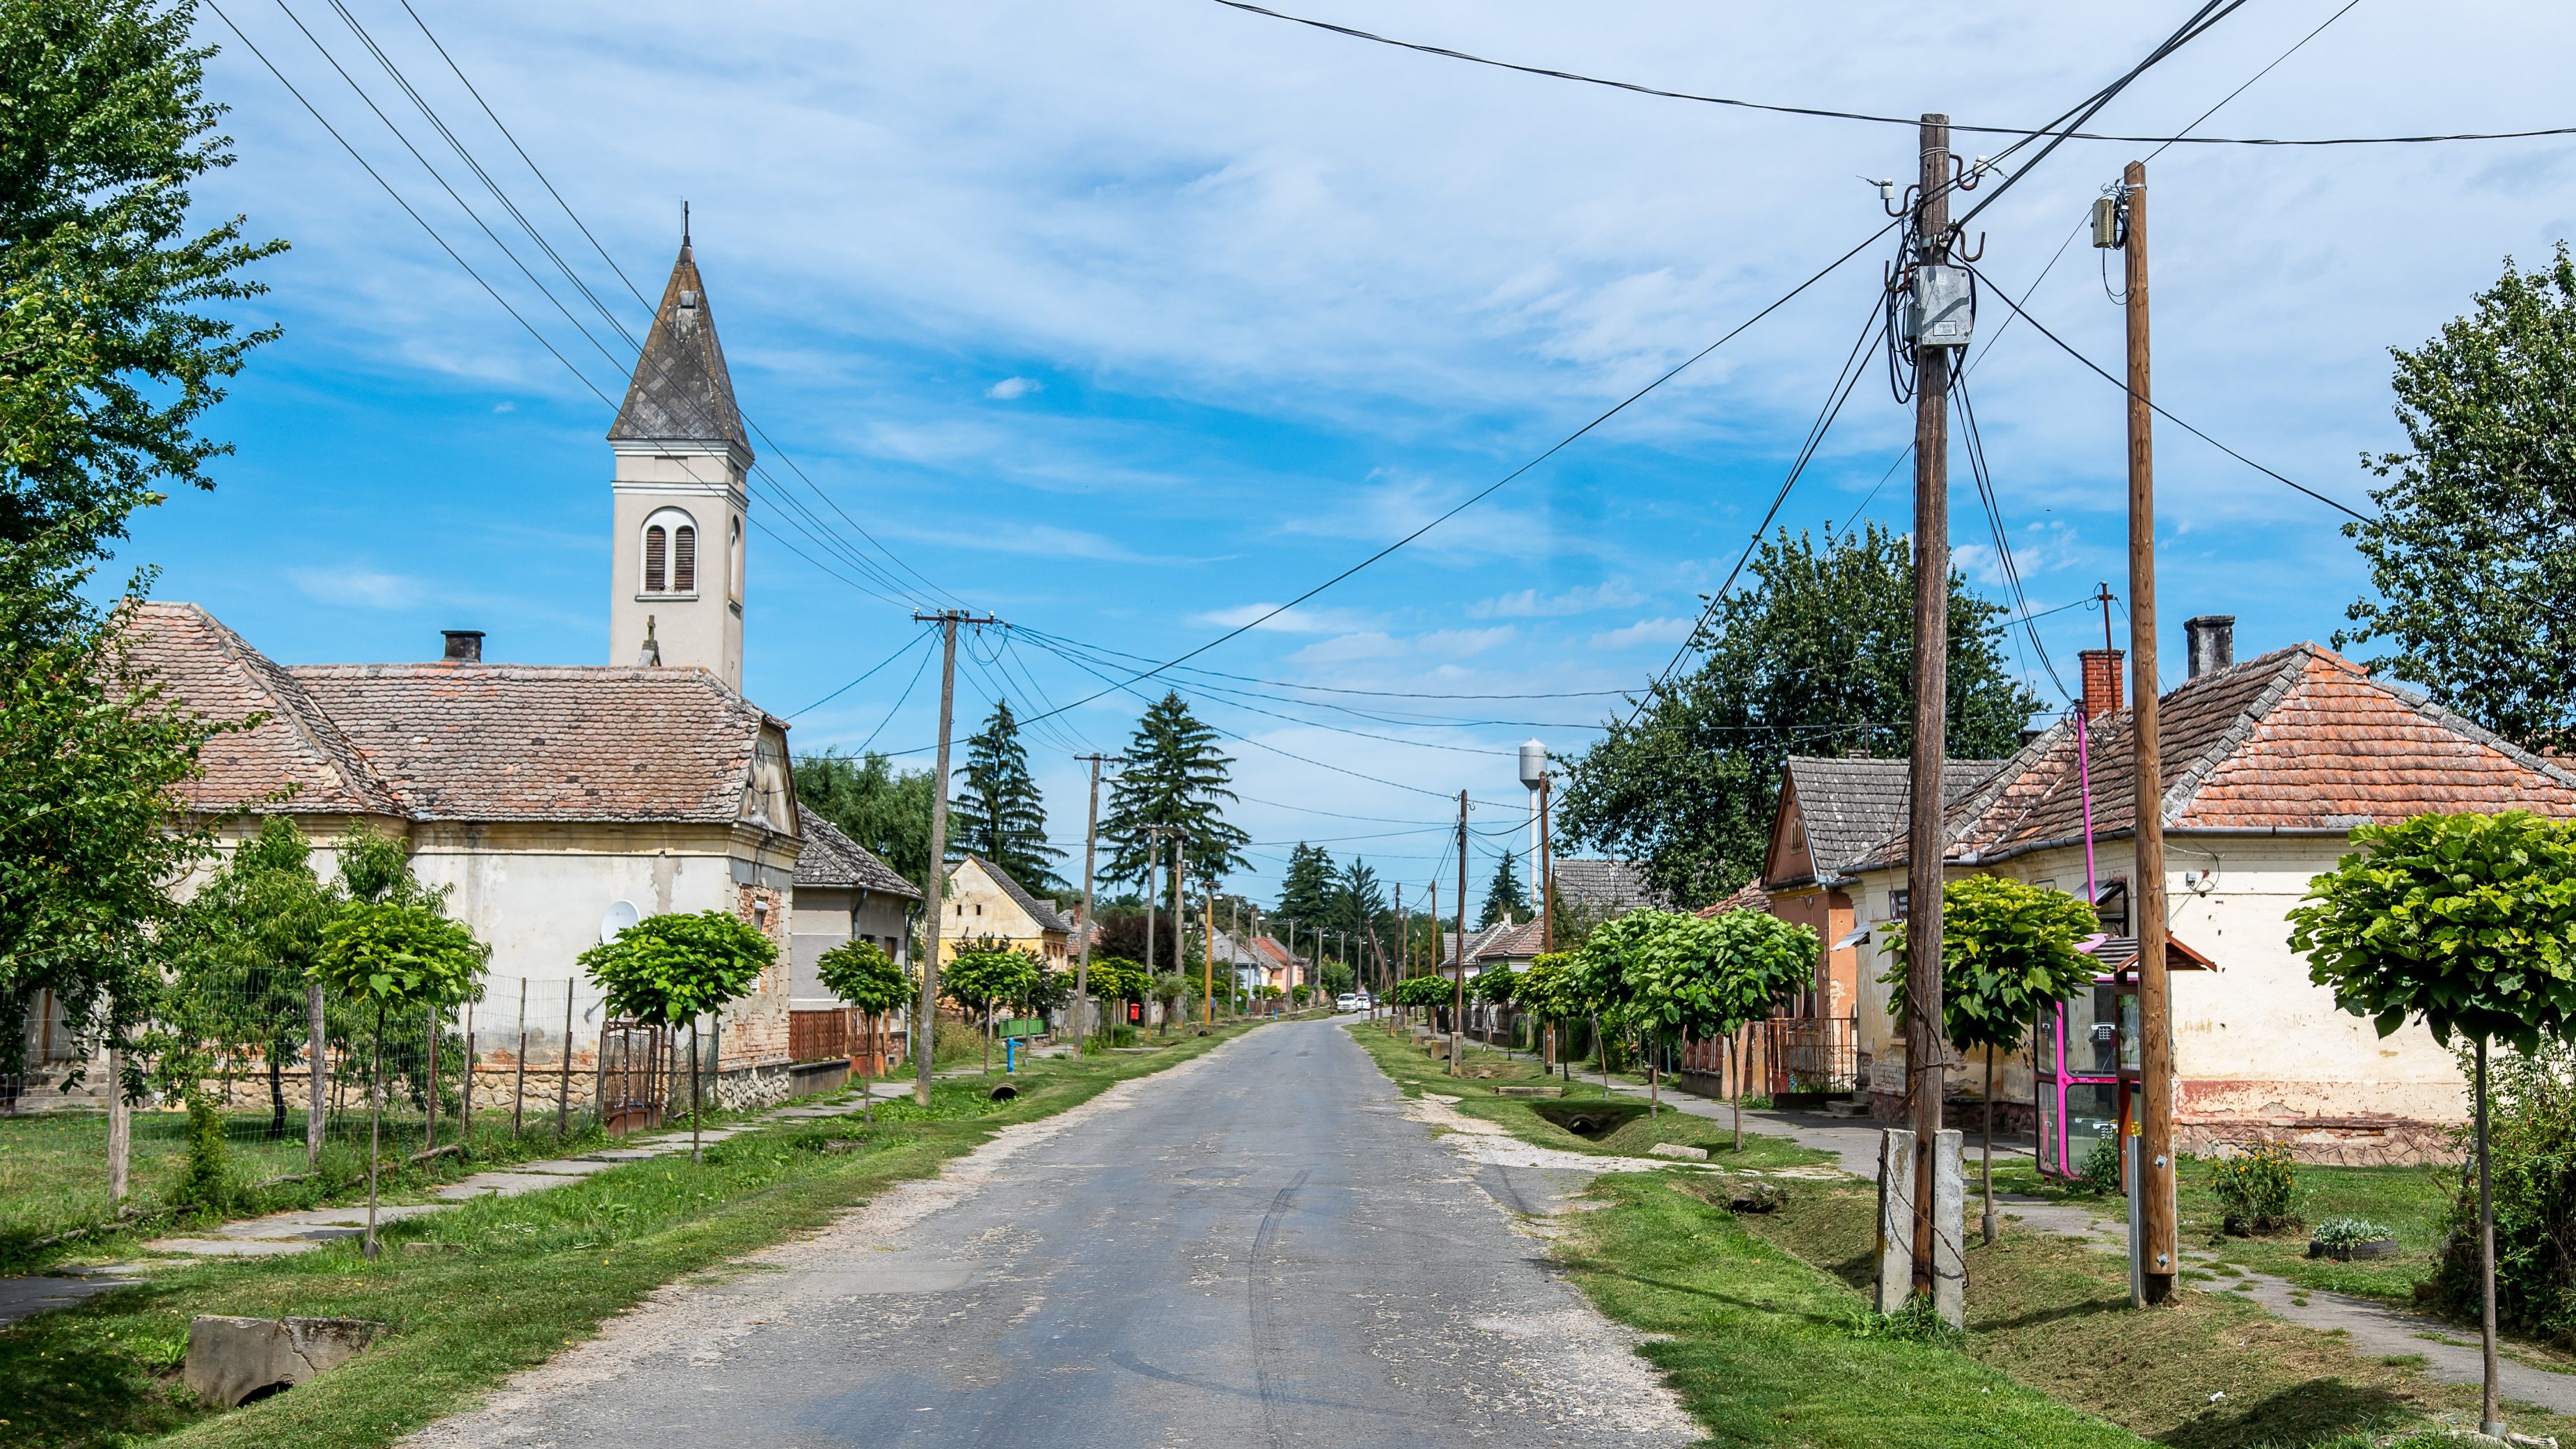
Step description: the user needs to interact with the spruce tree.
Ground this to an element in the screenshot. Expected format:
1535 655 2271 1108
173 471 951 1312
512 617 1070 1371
1102 692 1250 909
1336 856 1388 940
948 698 1063 890
1274 843 1337 929
1480 851 1528 927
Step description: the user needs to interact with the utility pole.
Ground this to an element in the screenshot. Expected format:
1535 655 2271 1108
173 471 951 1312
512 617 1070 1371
1172 832 1189 1021
912 610 996 1104
1538 773 1555 954
2115 157 2179 1307
1144 828 1162 982
1074 753 1117 1058
1202 885 1215 1024
1452 790 1468 1076
1902 116 1956 1299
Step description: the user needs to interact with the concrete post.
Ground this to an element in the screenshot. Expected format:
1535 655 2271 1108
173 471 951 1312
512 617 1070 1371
1874 1127 1917 1314
1932 1128 1965 1328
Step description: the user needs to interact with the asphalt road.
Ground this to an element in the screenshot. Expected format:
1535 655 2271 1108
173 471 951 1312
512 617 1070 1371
414 1017 1692 1448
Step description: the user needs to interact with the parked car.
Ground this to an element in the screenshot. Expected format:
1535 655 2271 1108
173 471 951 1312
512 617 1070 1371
1334 993 1360 1013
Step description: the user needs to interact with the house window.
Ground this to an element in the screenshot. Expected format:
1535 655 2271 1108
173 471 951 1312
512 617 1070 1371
673 524 696 592
644 526 666 593
1890 888 1910 921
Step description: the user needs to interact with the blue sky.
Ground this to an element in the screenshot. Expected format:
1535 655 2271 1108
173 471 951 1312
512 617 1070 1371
128 0 2576 900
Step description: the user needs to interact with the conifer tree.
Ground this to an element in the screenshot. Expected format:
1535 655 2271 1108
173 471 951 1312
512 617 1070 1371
948 698 1063 890
1102 692 1249 908
1481 851 1529 927
1274 843 1337 930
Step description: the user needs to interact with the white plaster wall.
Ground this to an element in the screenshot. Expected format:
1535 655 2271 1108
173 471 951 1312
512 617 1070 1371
609 441 746 689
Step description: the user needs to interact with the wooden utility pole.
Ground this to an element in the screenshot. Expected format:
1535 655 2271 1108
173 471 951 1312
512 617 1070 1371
912 610 993 1104
1074 753 1115 1058
1903 113 1956 1301
1538 774 1555 953
1452 791 1469 1076
1172 833 1189 1021
2119 158 2180 1306
1202 886 1215 1024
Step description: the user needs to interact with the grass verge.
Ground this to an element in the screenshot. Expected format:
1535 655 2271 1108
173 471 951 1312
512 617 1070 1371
1 1022 1264 1449
1345 1022 2572 1448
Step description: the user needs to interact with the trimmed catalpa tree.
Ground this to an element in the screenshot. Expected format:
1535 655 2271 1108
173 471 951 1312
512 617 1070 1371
815 939 909 1122
315 901 489 1258
1880 875 2099 1239
580 910 775 1163
2288 811 2576 1437
941 948 1039 1069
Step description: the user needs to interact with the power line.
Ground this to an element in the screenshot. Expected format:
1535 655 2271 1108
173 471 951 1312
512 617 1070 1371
1963 264 2373 522
786 630 931 718
1207 0 2576 147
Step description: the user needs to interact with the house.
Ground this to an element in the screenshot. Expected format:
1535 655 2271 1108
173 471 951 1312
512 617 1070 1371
103 236 858 1115
788 816 922 1067
1436 923 1516 979
1832 620 2576 1164
938 857 1071 971
1548 857 1664 923
1209 928 1295 996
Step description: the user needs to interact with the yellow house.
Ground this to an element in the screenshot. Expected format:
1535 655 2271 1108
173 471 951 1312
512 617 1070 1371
938 856 1071 972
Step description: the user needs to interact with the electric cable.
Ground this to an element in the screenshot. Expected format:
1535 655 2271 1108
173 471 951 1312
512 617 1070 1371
1207 0 2575 147
786 630 932 718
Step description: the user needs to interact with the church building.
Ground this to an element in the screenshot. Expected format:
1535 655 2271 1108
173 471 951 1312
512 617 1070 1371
97 237 913 1113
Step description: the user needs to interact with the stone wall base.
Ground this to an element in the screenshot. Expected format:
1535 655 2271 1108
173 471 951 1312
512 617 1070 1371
2183 1120 2460 1168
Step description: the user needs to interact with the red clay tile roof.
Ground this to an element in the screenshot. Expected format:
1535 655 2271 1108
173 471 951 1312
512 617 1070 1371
1471 919 1547 962
1864 643 2576 870
287 662 780 823
125 602 402 816
1698 878 1771 917
794 815 922 898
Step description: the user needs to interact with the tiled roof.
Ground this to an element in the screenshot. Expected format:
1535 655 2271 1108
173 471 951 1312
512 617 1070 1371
1699 878 1771 917
1548 858 1665 913
1471 919 1547 962
125 602 402 816
1777 755 2004 884
794 815 922 899
608 242 745 447
952 857 1067 934
287 663 780 823
1864 643 2576 871
1440 923 1514 969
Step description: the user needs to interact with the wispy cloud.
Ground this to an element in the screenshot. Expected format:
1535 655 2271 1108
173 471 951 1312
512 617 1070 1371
1288 626 1516 666
985 375 1042 400
1472 579 1645 618
1189 602 1377 634
290 566 422 610
1588 616 1694 650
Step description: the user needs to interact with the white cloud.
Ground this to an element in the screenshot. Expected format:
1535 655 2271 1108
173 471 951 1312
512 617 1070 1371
1588 616 1695 650
1288 625 1516 666
1472 579 1646 618
289 567 423 610
1189 602 1377 634
985 375 1042 400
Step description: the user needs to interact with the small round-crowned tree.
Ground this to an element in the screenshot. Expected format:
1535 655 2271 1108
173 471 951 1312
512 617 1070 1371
2288 811 2576 1435
816 939 908 1121
942 948 1040 1069
315 900 489 1257
1878 875 2100 1236
579 909 775 1162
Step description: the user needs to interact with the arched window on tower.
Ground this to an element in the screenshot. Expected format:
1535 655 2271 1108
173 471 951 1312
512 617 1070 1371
640 508 698 595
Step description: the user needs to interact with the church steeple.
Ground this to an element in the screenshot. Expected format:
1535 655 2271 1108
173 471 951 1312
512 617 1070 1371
606 233 752 692
608 239 747 448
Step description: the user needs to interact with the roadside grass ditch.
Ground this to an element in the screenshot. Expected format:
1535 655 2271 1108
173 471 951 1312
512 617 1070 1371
0 1023 1266 1449
1345 1021 2573 1449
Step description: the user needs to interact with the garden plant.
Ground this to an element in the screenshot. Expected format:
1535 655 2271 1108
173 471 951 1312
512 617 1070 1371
580 909 776 1164
815 938 909 1122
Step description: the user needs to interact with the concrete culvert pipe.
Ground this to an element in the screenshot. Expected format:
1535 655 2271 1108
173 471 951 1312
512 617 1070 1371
988 1083 1020 1102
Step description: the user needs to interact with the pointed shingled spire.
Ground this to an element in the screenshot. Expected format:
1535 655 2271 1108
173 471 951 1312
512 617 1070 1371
608 240 746 448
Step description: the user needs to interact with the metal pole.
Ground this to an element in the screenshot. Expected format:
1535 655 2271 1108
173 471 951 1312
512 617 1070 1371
2120 157 2179 1307
1453 790 1468 1076
424 1005 438 1152
913 611 991 1104
1074 753 1111 1056
1539 774 1555 954
1904 111 1954 1303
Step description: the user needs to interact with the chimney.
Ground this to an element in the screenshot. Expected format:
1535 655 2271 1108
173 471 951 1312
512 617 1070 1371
441 629 485 664
2185 615 2235 679
2078 648 2124 721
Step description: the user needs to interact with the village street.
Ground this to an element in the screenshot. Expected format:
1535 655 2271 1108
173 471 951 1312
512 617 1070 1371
405 1019 1692 1449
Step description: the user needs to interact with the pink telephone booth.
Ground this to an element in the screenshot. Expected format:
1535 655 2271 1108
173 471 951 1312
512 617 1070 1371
2034 934 2216 1180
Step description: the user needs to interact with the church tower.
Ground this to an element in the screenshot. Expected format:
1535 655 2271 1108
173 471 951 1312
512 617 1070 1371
608 233 752 691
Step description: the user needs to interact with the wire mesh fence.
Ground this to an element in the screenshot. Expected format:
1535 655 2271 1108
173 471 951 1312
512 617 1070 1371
0 974 699 1251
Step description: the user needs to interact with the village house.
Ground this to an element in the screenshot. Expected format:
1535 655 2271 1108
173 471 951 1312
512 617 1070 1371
88 237 881 1115
938 856 1071 971
1816 618 2576 1165
788 815 922 1070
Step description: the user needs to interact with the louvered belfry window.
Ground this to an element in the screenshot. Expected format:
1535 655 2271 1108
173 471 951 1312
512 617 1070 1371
673 525 696 593
644 525 667 593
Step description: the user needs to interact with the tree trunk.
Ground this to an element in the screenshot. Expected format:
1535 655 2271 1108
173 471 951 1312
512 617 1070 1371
105 1042 129 1206
1733 1033 1745 1152
2478 1037 2501 1436
267 1045 288 1141
365 1006 383 1260
690 1021 703 1166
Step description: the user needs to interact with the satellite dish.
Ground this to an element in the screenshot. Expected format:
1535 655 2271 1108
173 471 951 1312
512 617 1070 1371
600 900 641 944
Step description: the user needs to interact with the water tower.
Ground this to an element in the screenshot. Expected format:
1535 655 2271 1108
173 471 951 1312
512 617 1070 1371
1517 740 1548 902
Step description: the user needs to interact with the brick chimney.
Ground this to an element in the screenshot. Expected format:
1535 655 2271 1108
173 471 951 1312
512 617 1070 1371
2078 648 2124 721
2185 615 2235 679
441 629 485 663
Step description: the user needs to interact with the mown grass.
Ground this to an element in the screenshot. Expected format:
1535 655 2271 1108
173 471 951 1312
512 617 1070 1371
0 1021 1266 1449
1986 1156 2459 1304
1344 1021 2570 1448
